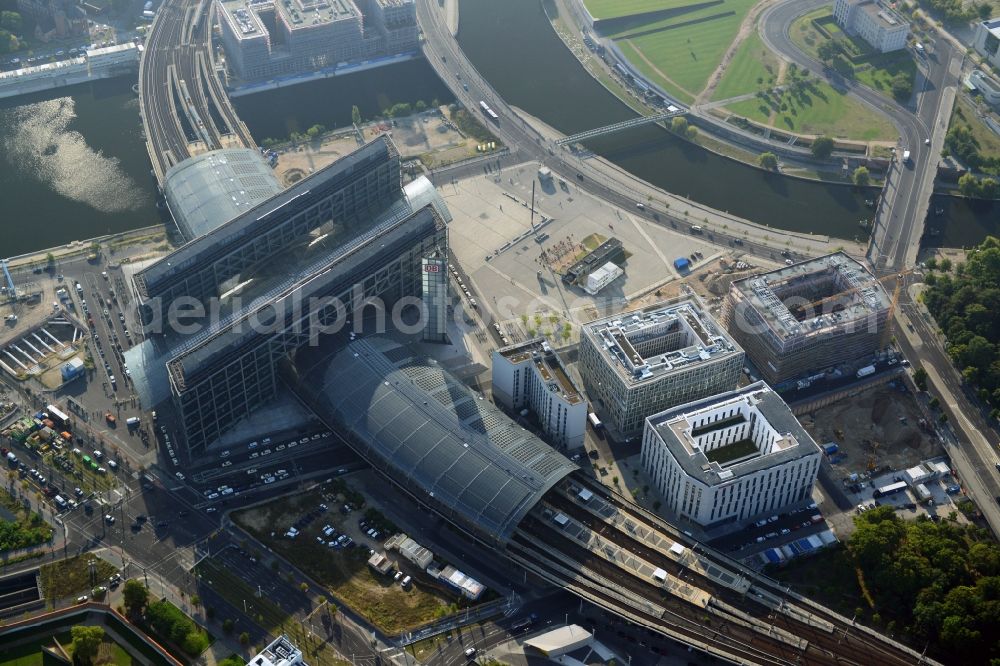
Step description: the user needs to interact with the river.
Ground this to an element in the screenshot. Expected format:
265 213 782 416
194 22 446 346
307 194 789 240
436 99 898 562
456 0 881 242
0 77 159 258
0 5 995 257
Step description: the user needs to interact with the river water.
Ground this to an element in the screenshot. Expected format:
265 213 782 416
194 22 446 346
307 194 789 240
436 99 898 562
0 77 159 258
0 3 994 257
457 0 879 242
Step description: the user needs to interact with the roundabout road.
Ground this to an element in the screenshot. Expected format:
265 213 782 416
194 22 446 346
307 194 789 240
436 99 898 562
759 0 959 270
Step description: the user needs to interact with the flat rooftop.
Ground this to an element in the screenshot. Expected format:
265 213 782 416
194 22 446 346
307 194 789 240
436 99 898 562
648 382 820 486
247 635 304 666
583 300 741 386
219 0 359 39
730 252 890 340
859 1 907 30
498 338 583 404
166 204 443 393
981 17 1000 34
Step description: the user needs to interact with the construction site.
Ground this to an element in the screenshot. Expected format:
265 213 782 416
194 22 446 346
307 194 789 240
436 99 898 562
798 379 939 478
722 253 895 385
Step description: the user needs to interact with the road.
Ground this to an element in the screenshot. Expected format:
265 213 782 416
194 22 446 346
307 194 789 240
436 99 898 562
891 281 1000 534
416 0 850 270
758 0 960 271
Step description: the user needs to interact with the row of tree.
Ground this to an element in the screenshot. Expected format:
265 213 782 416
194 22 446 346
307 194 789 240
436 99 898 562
922 236 1000 416
849 507 1000 662
913 0 991 24
958 172 1000 199
122 579 209 656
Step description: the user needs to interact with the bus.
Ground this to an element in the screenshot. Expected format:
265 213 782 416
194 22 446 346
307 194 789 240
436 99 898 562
873 481 907 498
479 100 499 122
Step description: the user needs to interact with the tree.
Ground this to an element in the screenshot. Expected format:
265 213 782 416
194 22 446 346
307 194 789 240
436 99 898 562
0 10 21 33
817 39 841 62
122 579 149 619
223 618 234 633
811 136 835 159
852 166 870 187
685 125 698 139
71 626 105 665
351 105 361 126
758 152 778 170
890 72 913 101
670 116 688 134
415 100 427 112
913 366 928 391
239 631 250 646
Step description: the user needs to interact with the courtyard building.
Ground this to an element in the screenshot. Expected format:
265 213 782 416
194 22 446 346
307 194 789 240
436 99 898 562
722 252 891 386
578 301 744 436
641 382 821 528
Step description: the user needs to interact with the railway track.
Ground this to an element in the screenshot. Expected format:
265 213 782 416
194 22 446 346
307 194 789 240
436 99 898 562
531 475 933 665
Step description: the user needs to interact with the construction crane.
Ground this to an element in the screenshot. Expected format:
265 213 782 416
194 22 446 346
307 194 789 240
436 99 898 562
790 267 913 318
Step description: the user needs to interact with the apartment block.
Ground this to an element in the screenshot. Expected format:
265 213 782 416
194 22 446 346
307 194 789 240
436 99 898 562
833 0 908 53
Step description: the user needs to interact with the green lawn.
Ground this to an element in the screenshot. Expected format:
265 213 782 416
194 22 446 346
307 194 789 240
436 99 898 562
705 438 758 464
606 0 757 100
727 78 896 140
710 32 780 101
39 555 117 602
853 53 917 97
583 0 696 20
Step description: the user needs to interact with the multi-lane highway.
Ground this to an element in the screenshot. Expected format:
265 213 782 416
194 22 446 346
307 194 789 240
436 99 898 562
139 0 254 184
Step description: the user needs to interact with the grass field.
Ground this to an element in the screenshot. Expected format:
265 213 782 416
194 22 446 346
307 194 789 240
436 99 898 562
727 77 896 140
710 32 779 101
39 555 117 602
790 7 916 101
853 53 917 96
583 0 694 20
606 0 757 101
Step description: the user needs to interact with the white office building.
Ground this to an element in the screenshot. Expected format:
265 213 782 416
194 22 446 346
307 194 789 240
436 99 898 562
578 301 744 436
641 382 821 528
246 635 304 666
974 18 1000 70
492 338 587 450
833 0 909 53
